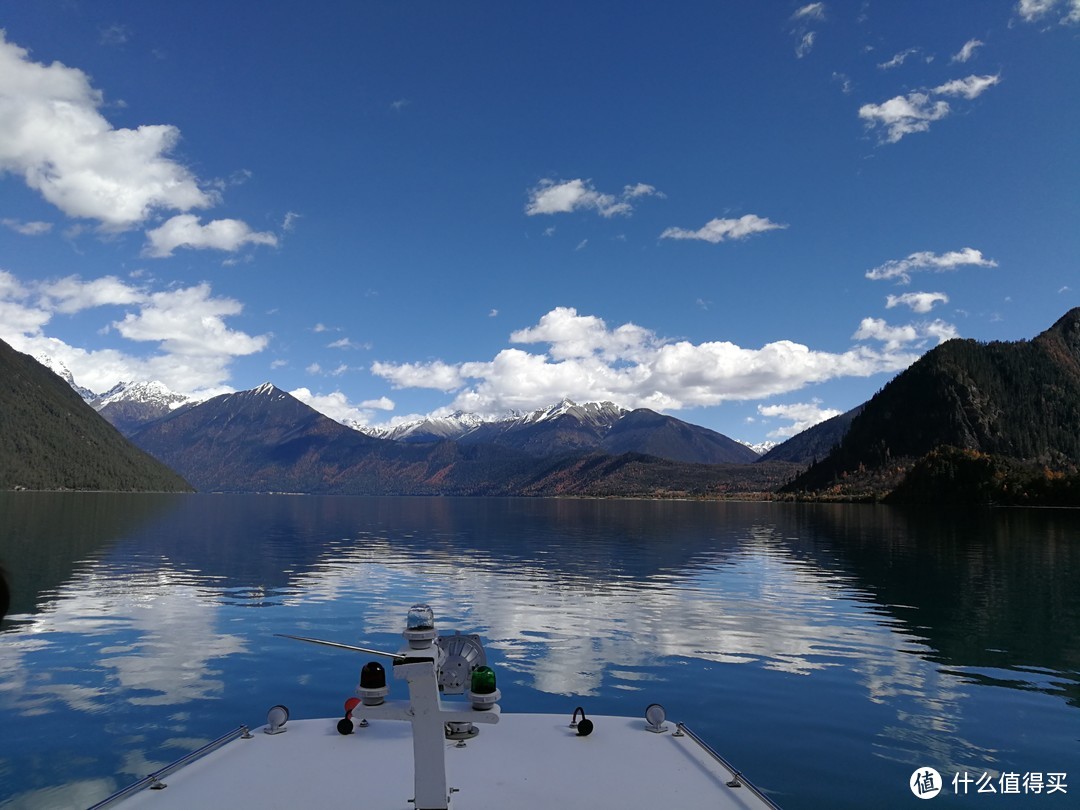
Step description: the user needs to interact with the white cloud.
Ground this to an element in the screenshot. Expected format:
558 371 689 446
758 400 842 440
852 317 959 351
38 275 143 314
885 291 949 313
0 272 268 394
362 396 395 410
790 4 825 57
371 307 920 418
878 47 921 69
98 24 131 47
524 178 661 218
509 307 653 361
660 214 787 244
623 182 664 200
370 359 466 392
1017 0 1080 23
109 283 269 358
282 211 301 231
860 74 999 143
328 337 368 350
933 74 1001 99
290 387 395 426
865 248 997 284
792 3 826 21
143 214 278 258
858 92 950 143
2 218 52 236
0 31 213 229
951 39 984 63
1018 0 1058 19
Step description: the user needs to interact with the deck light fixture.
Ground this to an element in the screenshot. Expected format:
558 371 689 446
645 703 667 733
265 704 289 734
358 661 389 705
404 603 437 648
468 665 500 710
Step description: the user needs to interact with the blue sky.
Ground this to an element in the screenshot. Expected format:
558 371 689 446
0 1 1077 445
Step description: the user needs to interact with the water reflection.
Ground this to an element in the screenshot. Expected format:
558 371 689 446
0 496 1077 809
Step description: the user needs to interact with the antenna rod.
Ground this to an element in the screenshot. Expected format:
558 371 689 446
275 634 404 661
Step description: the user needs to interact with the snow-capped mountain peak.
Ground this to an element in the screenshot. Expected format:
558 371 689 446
96 380 191 409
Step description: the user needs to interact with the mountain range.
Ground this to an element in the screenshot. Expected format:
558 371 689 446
7 308 1080 501
120 384 780 495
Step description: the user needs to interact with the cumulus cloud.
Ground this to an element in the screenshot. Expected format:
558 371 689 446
143 215 278 258
865 248 997 284
38 275 143 314
660 214 787 244
852 317 959 351
524 178 662 218
859 74 1000 143
0 31 213 229
858 93 951 143
290 388 395 426
0 273 267 395
371 306 920 418
0 30 273 256
951 39 984 63
758 400 842 440
110 283 268 357
885 291 949 313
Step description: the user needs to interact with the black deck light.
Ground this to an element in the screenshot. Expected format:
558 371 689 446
358 661 389 705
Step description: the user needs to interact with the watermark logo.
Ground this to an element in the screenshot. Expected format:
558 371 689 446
911 767 943 799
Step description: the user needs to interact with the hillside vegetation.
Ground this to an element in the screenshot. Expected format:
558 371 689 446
785 308 1080 502
0 339 192 492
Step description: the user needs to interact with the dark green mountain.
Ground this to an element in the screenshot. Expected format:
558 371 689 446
0 339 192 492
787 308 1080 496
758 405 863 464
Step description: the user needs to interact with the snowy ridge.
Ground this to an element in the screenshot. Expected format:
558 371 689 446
354 399 628 442
95 380 193 410
511 399 626 428
355 411 489 442
35 354 96 401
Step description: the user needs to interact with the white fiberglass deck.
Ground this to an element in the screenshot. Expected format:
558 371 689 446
110 713 778 809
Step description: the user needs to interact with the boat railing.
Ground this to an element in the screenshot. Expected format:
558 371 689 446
676 722 783 809
86 725 252 810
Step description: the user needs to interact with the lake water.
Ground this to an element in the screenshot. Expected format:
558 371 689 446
0 493 1077 809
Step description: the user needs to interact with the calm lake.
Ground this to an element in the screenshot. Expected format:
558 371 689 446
0 493 1077 808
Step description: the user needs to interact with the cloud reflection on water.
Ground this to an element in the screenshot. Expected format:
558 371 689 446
2 496 1077 809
